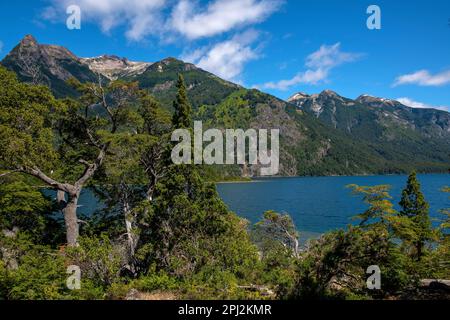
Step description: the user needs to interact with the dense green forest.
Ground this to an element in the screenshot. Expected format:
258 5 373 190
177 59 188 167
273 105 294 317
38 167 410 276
0 67 449 300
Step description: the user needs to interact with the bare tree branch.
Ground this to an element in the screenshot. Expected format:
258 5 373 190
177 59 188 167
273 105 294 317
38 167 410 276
0 170 18 178
21 166 74 194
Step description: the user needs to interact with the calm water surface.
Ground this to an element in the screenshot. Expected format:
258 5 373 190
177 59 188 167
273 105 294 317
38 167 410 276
216 174 450 240
73 174 449 241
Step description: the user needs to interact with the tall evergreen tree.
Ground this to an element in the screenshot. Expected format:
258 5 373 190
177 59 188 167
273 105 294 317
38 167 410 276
399 172 432 260
172 74 192 129
143 74 258 278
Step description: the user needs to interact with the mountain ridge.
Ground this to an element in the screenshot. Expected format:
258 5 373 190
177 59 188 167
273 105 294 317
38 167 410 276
1 35 449 176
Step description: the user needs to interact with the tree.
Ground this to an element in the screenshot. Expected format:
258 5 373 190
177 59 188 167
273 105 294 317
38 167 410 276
348 184 417 252
347 184 396 227
143 75 259 280
399 172 432 261
0 180 52 239
90 93 171 272
172 74 192 129
253 211 300 258
0 67 140 246
139 95 171 202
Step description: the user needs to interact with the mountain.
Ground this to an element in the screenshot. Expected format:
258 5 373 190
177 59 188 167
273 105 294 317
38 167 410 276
1 35 99 97
80 55 152 81
288 91 450 172
288 90 450 139
356 94 450 138
2 35 450 176
127 57 241 109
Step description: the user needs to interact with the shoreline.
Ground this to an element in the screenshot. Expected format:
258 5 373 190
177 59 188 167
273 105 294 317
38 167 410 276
216 172 449 184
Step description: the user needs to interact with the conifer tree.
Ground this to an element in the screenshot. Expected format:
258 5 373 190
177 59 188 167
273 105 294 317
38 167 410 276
145 74 258 277
172 74 192 129
399 172 432 260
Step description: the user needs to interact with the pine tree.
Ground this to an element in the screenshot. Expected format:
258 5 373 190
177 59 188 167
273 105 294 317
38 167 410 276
141 74 259 277
172 74 192 129
399 172 432 260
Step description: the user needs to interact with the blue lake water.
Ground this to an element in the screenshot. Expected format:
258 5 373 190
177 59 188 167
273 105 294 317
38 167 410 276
73 174 449 241
217 175 450 240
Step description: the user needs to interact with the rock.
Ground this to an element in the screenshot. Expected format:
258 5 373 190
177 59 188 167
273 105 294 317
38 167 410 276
420 279 450 291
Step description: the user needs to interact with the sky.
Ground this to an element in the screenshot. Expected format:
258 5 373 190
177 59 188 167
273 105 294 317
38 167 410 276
0 0 449 111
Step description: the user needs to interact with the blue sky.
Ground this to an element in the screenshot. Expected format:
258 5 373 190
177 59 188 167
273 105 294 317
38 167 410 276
0 0 449 111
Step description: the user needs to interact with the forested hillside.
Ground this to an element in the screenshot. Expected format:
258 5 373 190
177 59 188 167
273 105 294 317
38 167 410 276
2 35 449 177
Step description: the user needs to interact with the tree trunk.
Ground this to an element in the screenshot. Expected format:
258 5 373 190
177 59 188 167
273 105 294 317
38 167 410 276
64 192 80 246
416 240 424 261
293 237 300 259
124 200 137 257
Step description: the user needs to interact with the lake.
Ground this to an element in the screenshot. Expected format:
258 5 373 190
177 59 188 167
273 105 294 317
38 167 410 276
74 174 449 241
217 174 450 241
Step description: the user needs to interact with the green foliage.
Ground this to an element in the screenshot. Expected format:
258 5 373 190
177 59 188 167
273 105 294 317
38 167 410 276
66 235 124 289
287 226 412 300
1 64 450 301
0 67 60 173
131 58 239 109
284 183 439 300
399 172 433 260
0 181 51 237
252 210 300 259
0 234 70 300
172 74 192 129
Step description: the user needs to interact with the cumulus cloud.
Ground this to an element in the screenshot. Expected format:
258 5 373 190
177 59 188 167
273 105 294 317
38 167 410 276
393 69 450 87
262 69 327 90
170 0 281 40
44 0 282 42
305 43 361 70
396 97 449 112
260 43 362 91
45 0 167 41
181 30 260 82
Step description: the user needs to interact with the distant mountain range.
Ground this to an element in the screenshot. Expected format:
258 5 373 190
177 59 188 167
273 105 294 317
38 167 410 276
2 35 449 176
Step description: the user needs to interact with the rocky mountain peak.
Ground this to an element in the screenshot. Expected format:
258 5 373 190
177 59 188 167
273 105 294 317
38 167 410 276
80 55 152 80
288 92 310 102
19 34 38 47
356 94 403 108
319 89 341 98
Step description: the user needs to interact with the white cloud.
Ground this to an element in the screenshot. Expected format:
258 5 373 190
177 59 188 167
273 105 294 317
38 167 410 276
45 0 282 42
262 69 327 90
170 0 281 40
181 30 260 82
393 69 450 87
0 41 3 53
46 0 167 41
397 97 449 112
260 43 361 91
305 43 361 70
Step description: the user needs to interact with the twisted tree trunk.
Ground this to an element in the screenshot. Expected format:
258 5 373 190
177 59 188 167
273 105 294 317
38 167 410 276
64 192 80 247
